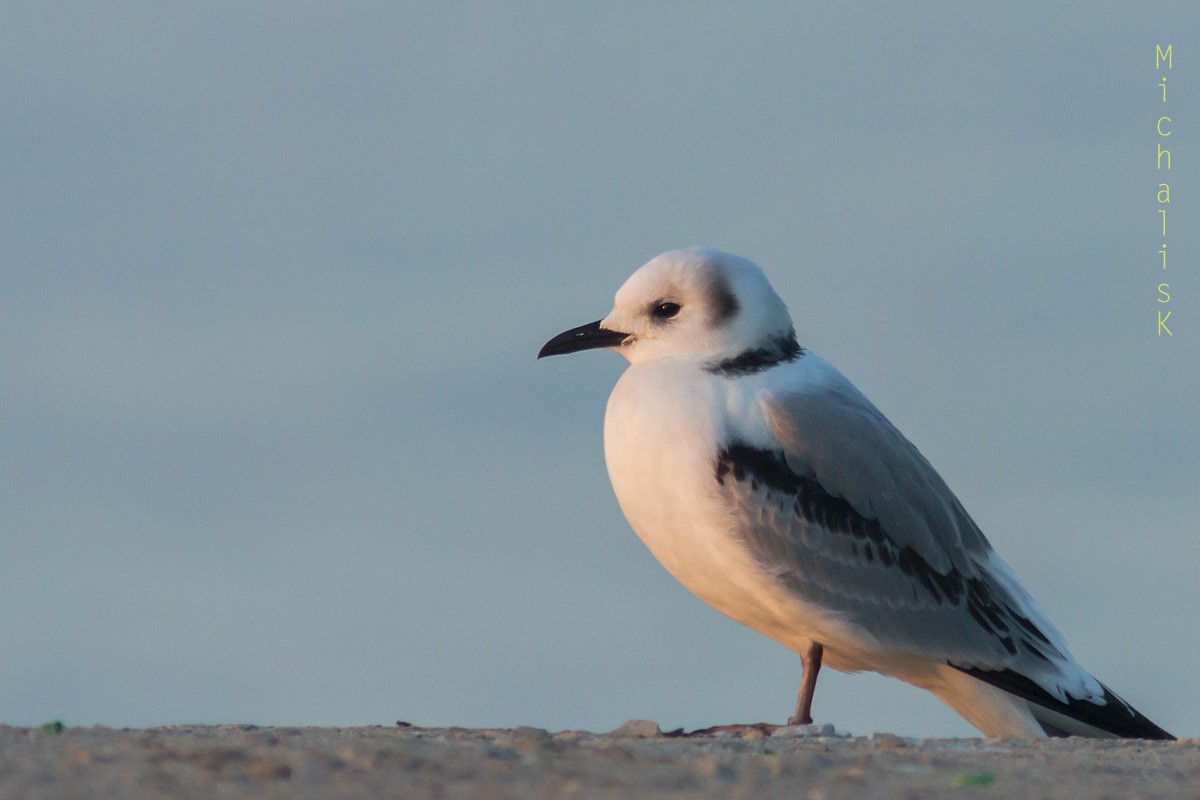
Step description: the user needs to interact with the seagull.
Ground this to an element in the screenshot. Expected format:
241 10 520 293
538 247 1173 739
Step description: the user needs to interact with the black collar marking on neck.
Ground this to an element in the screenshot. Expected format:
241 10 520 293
706 330 804 376
713 442 1061 664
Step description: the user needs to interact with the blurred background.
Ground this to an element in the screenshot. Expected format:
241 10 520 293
2 3 1196 738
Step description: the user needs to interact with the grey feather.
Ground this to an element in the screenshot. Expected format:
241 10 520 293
714 371 1072 676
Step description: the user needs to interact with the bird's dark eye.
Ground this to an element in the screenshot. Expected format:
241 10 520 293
652 302 682 319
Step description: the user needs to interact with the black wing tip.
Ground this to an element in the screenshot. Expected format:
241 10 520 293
953 665 1175 741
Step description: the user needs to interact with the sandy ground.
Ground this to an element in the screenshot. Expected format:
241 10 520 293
2 721 1197 799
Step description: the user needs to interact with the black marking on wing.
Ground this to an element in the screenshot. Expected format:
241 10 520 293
714 443 1063 661
953 666 1175 740
706 329 804 376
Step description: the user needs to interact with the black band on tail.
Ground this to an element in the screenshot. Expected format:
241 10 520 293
952 665 1174 740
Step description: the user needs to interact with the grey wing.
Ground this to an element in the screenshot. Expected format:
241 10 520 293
716 374 1071 675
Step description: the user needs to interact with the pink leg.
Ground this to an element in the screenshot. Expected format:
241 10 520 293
787 642 823 726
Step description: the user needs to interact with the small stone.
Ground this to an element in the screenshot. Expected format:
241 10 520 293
511 726 550 739
609 719 661 738
772 723 835 738
869 732 908 749
509 726 551 755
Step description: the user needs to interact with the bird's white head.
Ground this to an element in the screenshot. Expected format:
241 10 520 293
539 248 797 366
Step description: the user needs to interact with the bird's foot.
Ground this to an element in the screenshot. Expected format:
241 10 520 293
676 722 777 737
674 721 835 739
786 713 813 726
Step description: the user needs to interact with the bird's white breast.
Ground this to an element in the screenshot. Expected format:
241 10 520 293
602 357 846 652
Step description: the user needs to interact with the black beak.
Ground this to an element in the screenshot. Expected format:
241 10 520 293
537 319 630 359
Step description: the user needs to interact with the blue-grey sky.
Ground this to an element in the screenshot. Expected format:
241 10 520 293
3 4 1197 738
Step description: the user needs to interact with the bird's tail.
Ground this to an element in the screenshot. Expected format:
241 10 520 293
955 666 1174 740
